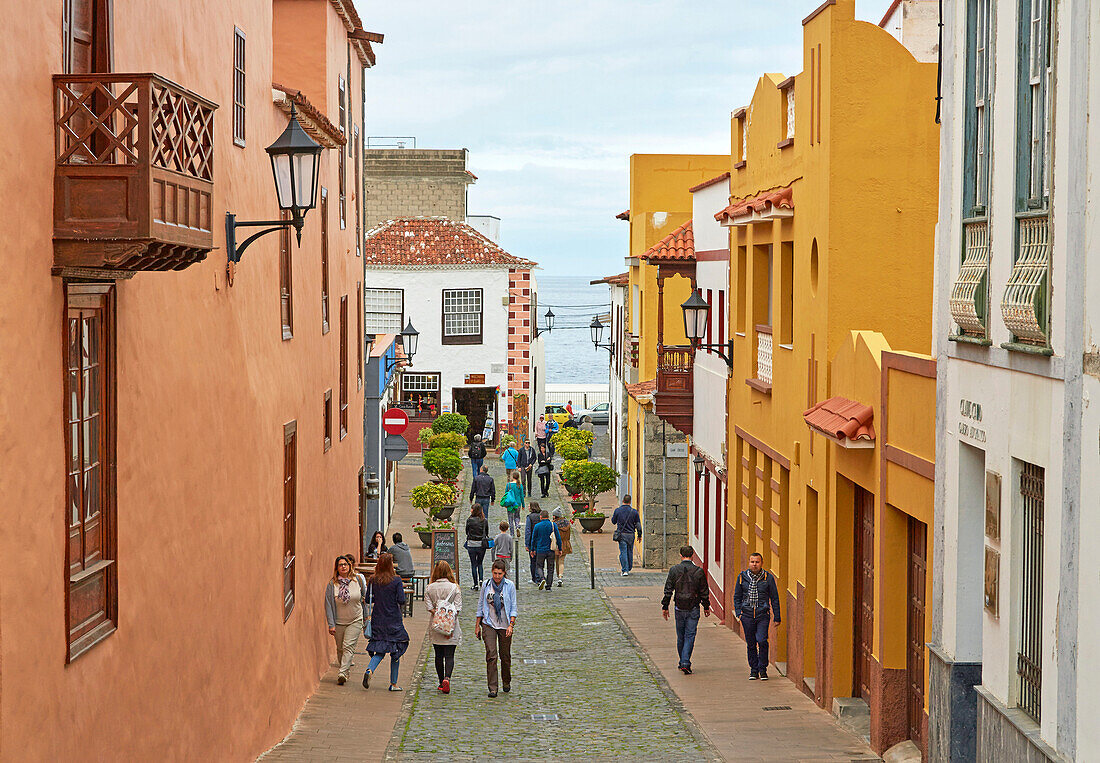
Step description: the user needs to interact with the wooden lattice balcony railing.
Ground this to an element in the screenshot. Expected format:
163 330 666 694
654 344 694 434
53 73 218 273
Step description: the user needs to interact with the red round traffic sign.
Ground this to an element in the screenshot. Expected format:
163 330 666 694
383 407 409 435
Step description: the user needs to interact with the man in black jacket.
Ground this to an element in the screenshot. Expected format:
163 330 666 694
468 435 487 476
661 546 711 674
516 439 537 496
469 465 495 518
732 552 782 680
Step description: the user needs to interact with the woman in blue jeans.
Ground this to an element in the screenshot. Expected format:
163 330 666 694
465 502 490 590
363 553 409 691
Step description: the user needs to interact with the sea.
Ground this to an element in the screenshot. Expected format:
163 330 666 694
534 275 611 384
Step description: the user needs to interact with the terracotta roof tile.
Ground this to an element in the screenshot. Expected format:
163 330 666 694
591 272 629 286
642 220 694 262
689 172 731 193
714 185 794 224
271 83 346 148
616 209 630 221
364 217 536 269
803 397 875 442
626 379 656 399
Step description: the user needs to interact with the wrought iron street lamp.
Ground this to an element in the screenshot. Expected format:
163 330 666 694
534 308 555 338
225 105 323 273
387 320 419 373
680 292 733 369
693 454 705 476
590 315 614 354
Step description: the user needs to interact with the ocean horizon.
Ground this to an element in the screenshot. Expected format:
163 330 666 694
535 274 612 385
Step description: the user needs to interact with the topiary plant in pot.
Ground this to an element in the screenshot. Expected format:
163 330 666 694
425 431 467 452
566 460 618 517
422 446 462 482
431 412 470 435
410 482 458 544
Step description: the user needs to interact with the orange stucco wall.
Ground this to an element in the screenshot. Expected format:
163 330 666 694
0 0 369 758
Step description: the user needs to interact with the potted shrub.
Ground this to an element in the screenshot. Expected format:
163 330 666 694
577 509 607 534
551 427 594 452
411 520 454 548
563 460 618 530
425 431 466 452
496 433 517 454
422 447 462 482
410 482 458 546
431 412 470 435
556 439 589 462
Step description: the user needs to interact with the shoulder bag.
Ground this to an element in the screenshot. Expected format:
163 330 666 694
429 583 460 638
363 583 374 638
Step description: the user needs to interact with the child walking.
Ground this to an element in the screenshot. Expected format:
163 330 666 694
493 521 514 578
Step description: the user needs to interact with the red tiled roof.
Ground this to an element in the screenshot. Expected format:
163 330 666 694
714 185 793 224
272 83 346 148
616 209 630 221
591 272 629 286
626 379 656 399
689 172 731 193
803 397 875 442
364 217 537 269
642 220 694 262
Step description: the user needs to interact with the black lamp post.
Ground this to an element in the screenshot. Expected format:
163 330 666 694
680 292 733 369
534 308 555 338
590 315 614 354
225 105 323 273
693 453 705 476
387 320 419 373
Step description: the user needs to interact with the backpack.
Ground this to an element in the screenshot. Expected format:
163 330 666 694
674 563 699 607
429 583 460 638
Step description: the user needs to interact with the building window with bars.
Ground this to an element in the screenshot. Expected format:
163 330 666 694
356 283 363 389
364 288 403 334
441 288 483 345
401 372 441 419
283 421 297 620
323 389 332 451
338 76 346 230
232 28 245 147
339 296 348 439
354 125 361 257
64 282 117 661
1017 461 1044 723
321 188 330 334
778 77 795 147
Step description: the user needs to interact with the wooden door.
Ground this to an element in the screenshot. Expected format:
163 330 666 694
283 422 297 620
853 486 874 699
907 516 928 747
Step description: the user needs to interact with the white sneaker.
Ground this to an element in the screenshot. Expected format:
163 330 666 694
621 571 628 577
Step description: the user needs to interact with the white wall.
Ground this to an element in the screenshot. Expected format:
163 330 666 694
366 267 511 421
880 0 939 63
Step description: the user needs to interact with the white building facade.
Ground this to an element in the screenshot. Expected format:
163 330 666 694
688 174 731 608
592 272 630 490
930 0 1096 760
363 218 543 449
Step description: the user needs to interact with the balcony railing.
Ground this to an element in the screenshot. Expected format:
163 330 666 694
1001 214 1051 346
655 344 694 434
629 334 640 368
746 325 773 394
53 73 217 272
950 220 990 338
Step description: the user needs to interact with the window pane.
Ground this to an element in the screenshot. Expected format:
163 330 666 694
69 369 81 422
84 465 99 521
83 368 99 416
83 415 99 468
82 315 98 363
68 317 80 369
69 472 81 527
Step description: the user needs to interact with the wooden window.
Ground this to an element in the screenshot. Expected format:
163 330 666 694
280 209 293 339
714 480 722 564
703 470 711 566
283 421 297 620
354 125 361 257
694 468 701 539
441 288 483 345
965 0 994 215
321 188 330 334
340 296 348 439
323 390 332 451
1018 0 1052 209
356 283 363 389
63 0 112 74
1017 461 1044 722
718 289 726 350
780 242 794 345
64 282 117 661
364 288 403 334
736 246 747 333
338 77 346 230
705 288 713 349
401 372 441 419
233 28 246 147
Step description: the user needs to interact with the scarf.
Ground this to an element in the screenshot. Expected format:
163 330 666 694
490 577 506 620
336 576 353 604
745 569 764 612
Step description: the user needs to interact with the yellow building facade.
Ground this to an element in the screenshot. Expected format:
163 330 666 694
621 154 728 567
718 1 938 755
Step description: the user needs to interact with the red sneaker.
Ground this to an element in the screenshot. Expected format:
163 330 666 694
441 678 450 694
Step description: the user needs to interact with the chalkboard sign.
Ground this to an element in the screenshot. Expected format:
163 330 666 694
431 528 459 577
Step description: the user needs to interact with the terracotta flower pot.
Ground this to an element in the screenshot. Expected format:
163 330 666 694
578 516 606 533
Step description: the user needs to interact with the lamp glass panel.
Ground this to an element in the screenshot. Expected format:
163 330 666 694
292 152 318 209
271 154 293 209
693 306 709 339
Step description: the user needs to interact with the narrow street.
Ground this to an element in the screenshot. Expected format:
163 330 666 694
261 449 876 762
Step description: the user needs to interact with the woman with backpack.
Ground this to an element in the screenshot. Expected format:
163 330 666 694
500 472 525 537
424 560 462 694
465 502 491 590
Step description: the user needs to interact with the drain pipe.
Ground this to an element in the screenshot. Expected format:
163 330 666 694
661 420 668 568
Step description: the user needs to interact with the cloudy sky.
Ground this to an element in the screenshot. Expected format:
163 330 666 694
362 0 896 279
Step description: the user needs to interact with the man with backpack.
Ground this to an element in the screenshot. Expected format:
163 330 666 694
468 435 487 477
732 552 782 680
660 546 711 675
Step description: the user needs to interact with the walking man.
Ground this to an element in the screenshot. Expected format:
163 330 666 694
517 438 538 496
469 465 496 518
475 560 517 698
535 414 548 450
468 434 487 477
733 552 782 680
661 546 711 674
530 509 563 590
523 502 542 583
610 495 641 576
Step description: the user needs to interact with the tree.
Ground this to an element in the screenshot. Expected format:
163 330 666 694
561 460 618 513
422 447 462 481
431 413 470 435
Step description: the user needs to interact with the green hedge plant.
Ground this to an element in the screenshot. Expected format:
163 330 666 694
410 482 457 529
431 413 470 435
422 447 462 481
556 440 589 461
561 460 618 513
551 427 594 450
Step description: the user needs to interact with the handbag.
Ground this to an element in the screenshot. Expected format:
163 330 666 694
536 464 550 476
612 529 622 542
500 492 517 509
429 583 460 638
363 583 374 639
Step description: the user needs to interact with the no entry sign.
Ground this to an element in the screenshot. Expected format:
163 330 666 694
382 407 409 435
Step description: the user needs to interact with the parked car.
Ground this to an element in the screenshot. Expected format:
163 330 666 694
545 404 570 425
582 402 610 425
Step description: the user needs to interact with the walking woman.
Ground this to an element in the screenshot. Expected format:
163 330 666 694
362 553 409 692
366 531 387 559
501 472 525 538
536 443 553 498
552 508 573 586
465 502 491 590
424 561 462 694
324 556 366 685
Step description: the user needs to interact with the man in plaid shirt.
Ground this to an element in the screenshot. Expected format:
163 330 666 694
732 552 782 680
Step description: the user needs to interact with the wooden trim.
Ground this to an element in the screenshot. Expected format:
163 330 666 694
69 558 115 585
882 351 936 379
770 539 780 553
885 444 935 481
746 378 772 395
440 286 484 345
349 30 385 43
734 426 791 470
734 160 746 170
770 509 781 524
741 456 750 469
755 467 765 480
755 525 765 539
777 138 794 150
770 478 781 493
732 107 747 119
754 496 764 510
741 510 750 524
755 324 773 335
802 0 837 25
778 76 796 90
741 484 749 497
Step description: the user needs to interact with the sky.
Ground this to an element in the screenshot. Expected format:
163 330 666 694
362 1 897 279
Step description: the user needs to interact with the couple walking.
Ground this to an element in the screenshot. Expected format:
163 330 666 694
425 559 518 698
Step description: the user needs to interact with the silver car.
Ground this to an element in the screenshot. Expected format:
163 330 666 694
575 402 610 425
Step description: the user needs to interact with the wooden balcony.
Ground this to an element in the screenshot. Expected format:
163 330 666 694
53 73 218 274
655 344 694 435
